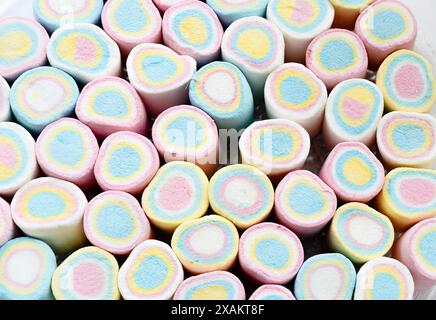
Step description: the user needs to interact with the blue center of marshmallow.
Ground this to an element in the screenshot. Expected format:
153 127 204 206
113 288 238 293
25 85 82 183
93 90 128 117
27 191 66 217
320 40 355 71
108 146 141 178
372 10 405 40
49 130 84 166
96 204 134 239
259 131 293 158
141 55 177 83
134 255 168 289
185 280 235 299
255 238 289 269
279 76 312 105
165 117 204 148
288 183 324 215
372 272 401 300
392 124 425 152
419 230 436 268
114 0 148 33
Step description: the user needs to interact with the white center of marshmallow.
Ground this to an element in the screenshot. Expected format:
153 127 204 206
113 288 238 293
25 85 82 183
348 216 383 246
26 79 65 112
309 266 342 300
6 250 41 286
48 0 87 14
189 225 225 255
204 72 235 105
224 178 258 209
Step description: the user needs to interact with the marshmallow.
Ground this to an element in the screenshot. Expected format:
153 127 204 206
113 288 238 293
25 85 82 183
207 0 269 27
0 76 10 121
249 285 295 300
152 0 195 12
330 0 375 29
0 197 15 246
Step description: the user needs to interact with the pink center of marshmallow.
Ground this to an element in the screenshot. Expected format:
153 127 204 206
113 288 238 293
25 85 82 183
75 37 97 63
341 97 368 120
72 262 105 297
157 176 193 211
394 64 425 100
0 142 17 168
291 0 314 23
399 178 436 206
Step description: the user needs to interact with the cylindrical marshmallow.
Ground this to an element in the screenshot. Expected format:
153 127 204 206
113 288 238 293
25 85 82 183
94 131 160 195
328 202 394 264
267 0 334 63
102 0 162 56
34 0 104 33
0 17 49 81
221 16 285 97
47 23 121 84
118 239 184 300
142 161 209 232
376 111 436 169
376 50 435 113
207 0 269 27
126 43 196 117
11 177 88 253
239 119 311 178
319 141 385 202
249 285 295 300
0 76 10 121
306 29 368 89
264 63 328 137
0 237 57 300
153 0 195 12
330 0 375 29
152 105 219 176
355 0 417 67
0 197 15 246
189 61 254 130
294 253 356 300
239 222 304 284
0 122 38 197
323 79 384 149
209 164 274 230
171 215 239 274
84 191 152 255
51 246 120 300
35 118 99 189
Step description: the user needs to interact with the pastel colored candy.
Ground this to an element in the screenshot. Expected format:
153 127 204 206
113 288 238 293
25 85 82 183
239 222 304 284
189 61 254 130
84 191 152 255
209 164 274 230
118 239 184 300
294 253 356 300
239 119 311 178
323 79 384 149
94 131 160 195
152 105 219 176
221 16 285 97
319 142 385 202
102 0 162 56
306 29 368 89
152 0 195 12
0 197 15 246
375 168 436 231
174 271 246 300
0 76 10 121
142 161 209 232
355 1 417 67
0 122 38 197
126 43 196 117
35 118 99 189
264 63 328 137
163 1 223 66
207 0 270 27
11 177 88 253
275 170 337 236
51 246 120 300
376 111 436 169
249 285 295 300
354 257 414 300
328 202 394 264
34 0 104 33
75 76 148 139
0 237 56 300
267 0 334 63
376 50 435 113
330 0 375 29
171 215 239 274
0 17 49 81
47 23 121 84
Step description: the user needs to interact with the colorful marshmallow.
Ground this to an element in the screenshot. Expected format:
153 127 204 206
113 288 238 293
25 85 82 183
306 29 368 89
189 61 254 130
152 105 219 176
376 111 436 169
239 119 311 177
267 0 335 62
153 0 195 12
51 246 120 300
323 79 384 149
264 63 328 137
94 131 160 195
0 197 15 246
355 1 417 67
11 177 88 253
0 122 38 197
294 253 356 300
0 17 49 81
209 164 274 230
249 284 295 300
376 50 435 113
0 237 57 300
174 271 246 300
142 162 209 232
0 76 10 121
84 191 152 255
319 142 385 202
275 170 337 237
239 222 304 284
126 43 196 117
221 16 285 96
171 215 239 274
207 0 269 27
328 202 394 264
330 0 375 29
47 23 121 84
102 0 162 56
118 239 184 300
